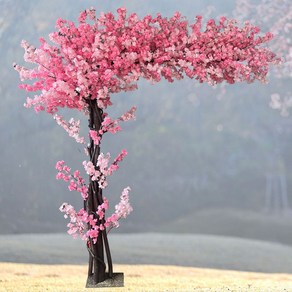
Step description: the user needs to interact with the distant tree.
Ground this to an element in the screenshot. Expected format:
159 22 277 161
234 0 292 212
14 7 279 286
234 0 292 115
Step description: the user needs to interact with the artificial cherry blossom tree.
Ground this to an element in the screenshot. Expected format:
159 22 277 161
14 7 279 287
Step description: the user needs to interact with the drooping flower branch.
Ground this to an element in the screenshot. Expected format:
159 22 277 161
56 160 88 200
59 186 133 244
54 115 85 144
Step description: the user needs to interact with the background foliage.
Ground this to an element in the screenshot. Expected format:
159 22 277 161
1 0 292 245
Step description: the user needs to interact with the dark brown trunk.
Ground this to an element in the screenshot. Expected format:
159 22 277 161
85 99 113 285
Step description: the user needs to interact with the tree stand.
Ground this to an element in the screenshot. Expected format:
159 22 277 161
86 273 124 288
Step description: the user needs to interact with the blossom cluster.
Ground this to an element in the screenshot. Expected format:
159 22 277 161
83 150 127 189
56 160 88 199
14 8 279 114
110 186 133 228
59 187 133 243
90 106 136 145
59 203 88 240
54 114 85 144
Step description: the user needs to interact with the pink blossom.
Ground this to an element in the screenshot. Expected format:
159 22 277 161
96 197 109 220
83 160 101 182
86 228 99 244
56 161 88 199
14 9 279 114
115 187 133 219
59 203 87 238
55 160 65 171
54 114 85 144
107 150 127 175
106 187 133 230
89 130 101 145
119 106 137 122
84 150 128 189
68 180 77 191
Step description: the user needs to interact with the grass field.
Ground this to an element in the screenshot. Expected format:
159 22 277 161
1 262 292 292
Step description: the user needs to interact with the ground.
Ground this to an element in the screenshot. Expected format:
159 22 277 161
1 262 292 292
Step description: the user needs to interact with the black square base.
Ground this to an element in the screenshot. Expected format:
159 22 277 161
86 273 124 288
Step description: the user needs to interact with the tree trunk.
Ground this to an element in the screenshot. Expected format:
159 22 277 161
85 99 113 285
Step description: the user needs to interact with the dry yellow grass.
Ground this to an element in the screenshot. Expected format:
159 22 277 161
1 262 292 292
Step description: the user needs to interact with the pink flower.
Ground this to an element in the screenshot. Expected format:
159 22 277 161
59 203 87 238
14 9 279 114
87 228 99 243
57 160 88 199
54 115 85 144
106 187 133 231
55 160 65 171
89 130 101 145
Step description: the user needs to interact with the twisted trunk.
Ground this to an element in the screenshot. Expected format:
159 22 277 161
86 99 113 284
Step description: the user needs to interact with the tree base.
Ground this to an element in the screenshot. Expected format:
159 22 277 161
86 273 124 288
